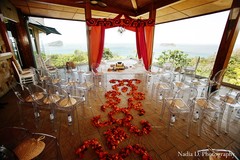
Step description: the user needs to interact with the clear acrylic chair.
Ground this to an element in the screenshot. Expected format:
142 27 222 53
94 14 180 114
194 90 221 136
77 71 95 105
151 71 174 100
194 147 239 160
32 68 52 89
162 62 174 72
50 84 84 135
155 83 174 119
183 56 200 80
26 84 59 131
91 63 106 91
165 86 198 137
11 83 40 126
218 89 240 134
32 132 63 160
0 127 63 160
207 69 226 97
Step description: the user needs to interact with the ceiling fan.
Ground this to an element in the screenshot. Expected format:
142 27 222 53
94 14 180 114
75 0 107 7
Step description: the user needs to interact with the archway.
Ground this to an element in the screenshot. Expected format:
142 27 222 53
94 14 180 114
87 14 155 70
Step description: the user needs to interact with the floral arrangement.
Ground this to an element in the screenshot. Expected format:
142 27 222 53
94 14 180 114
75 139 152 160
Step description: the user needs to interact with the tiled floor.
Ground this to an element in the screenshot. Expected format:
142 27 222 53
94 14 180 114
0 79 239 160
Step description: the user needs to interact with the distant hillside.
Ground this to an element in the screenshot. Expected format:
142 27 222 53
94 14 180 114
48 40 63 46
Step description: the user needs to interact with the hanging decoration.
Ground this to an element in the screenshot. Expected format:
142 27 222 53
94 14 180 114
118 26 126 35
86 14 154 27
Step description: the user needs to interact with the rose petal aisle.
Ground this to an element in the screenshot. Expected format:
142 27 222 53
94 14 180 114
76 79 152 160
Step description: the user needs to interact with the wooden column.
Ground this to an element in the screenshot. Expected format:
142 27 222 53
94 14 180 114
15 10 35 68
149 4 156 66
85 0 92 71
33 28 41 55
211 0 240 84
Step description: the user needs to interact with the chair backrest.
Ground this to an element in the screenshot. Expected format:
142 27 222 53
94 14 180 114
157 84 175 99
26 84 47 105
158 72 174 84
12 61 21 77
176 87 198 106
0 127 63 160
212 69 226 85
11 83 31 103
236 92 240 104
194 57 200 70
31 132 63 160
163 62 174 72
0 127 31 151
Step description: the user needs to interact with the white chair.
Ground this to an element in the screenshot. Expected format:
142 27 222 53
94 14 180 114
12 61 36 90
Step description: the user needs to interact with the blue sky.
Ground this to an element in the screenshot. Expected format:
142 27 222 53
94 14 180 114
40 10 240 46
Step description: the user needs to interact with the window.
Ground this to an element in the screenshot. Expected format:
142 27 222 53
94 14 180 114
38 18 88 68
223 32 240 86
153 11 229 78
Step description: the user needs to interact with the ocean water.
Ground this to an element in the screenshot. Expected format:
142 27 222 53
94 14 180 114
42 43 220 59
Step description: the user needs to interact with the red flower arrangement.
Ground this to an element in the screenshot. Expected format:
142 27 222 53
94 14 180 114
104 126 128 150
75 139 152 160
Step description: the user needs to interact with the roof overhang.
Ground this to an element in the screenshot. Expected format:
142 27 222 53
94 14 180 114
29 22 61 35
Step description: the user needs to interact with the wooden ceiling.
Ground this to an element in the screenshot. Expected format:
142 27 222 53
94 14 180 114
9 0 233 24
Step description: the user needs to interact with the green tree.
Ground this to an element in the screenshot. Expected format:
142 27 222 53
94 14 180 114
156 50 190 69
224 52 240 85
103 48 114 60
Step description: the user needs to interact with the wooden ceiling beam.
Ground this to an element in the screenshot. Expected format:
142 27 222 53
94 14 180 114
137 0 180 16
131 0 138 11
29 0 136 17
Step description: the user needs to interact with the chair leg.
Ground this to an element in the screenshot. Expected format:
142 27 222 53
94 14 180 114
67 110 75 135
186 112 193 138
225 106 234 134
50 105 57 132
167 112 175 137
159 99 165 120
20 79 24 90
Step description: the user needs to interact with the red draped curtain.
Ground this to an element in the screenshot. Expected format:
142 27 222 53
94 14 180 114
87 14 155 70
89 26 105 68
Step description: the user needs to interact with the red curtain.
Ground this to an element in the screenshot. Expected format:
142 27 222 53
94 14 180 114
136 27 148 69
89 26 105 67
145 26 154 70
